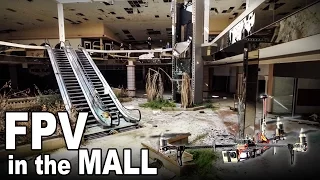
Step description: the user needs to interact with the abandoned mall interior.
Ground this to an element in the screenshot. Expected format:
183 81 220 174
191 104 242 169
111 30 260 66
0 0 320 178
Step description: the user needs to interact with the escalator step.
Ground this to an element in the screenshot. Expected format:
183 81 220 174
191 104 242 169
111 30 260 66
73 103 89 107
76 107 90 111
66 86 81 89
70 95 85 99
70 99 87 103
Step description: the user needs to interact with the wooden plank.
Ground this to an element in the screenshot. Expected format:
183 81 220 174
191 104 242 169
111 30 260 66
167 134 191 145
141 143 195 176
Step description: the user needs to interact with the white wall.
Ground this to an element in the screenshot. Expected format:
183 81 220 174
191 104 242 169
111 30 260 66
272 77 294 114
9 38 82 48
258 64 269 76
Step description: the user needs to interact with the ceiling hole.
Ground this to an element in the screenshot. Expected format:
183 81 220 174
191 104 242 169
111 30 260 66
6 8 16 12
124 8 133 14
122 30 131 34
98 17 103 20
76 13 85 16
155 15 159 18
83 18 89 21
17 22 24 25
98 9 104 12
36 19 44 22
110 12 116 14
53 17 58 19
116 17 125 19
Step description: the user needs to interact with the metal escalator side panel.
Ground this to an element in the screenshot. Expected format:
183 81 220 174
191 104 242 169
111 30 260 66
79 48 138 121
45 46 72 113
64 48 112 127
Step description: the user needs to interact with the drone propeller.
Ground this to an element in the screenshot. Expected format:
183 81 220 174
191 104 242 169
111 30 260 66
149 133 191 139
266 116 302 124
284 129 319 137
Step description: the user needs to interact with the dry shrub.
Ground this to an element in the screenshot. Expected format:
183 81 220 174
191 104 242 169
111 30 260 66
41 101 78 136
0 81 78 145
181 72 193 108
112 86 128 98
145 68 164 101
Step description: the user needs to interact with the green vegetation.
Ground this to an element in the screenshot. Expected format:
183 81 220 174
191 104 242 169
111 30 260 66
139 99 176 109
189 133 209 144
185 149 219 179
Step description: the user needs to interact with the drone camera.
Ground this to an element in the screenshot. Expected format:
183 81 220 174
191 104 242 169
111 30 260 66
259 94 268 99
222 150 238 163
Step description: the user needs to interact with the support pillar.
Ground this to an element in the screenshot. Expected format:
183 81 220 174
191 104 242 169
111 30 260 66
203 66 210 98
267 64 274 113
192 0 204 104
57 3 65 47
171 0 177 100
292 78 298 117
243 46 259 138
9 65 18 90
127 60 136 97
203 0 210 44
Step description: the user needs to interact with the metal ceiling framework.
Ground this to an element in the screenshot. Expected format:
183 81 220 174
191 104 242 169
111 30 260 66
0 0 247 43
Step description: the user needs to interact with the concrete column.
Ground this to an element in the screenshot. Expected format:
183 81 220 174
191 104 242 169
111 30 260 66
9 65 18 90
267 64 274 113
127 60 136 97
244 63 259 137
203 66 210 98
192 0 204 104
242 44 260 138
203 0 210 44
57 3 65 46
171 0 177 100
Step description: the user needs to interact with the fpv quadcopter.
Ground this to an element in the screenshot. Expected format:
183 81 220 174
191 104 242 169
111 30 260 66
156 94 313 166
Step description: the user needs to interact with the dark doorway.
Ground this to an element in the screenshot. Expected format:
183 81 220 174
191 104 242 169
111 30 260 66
212 76 229 92
258 80 266 95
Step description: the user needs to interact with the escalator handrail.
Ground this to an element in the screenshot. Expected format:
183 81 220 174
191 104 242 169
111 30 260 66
78 46 140 120
79 46 137 118
44 45 73 113
79 47 141 122
62 47 110 126
67 47 105 110
68 47 121 125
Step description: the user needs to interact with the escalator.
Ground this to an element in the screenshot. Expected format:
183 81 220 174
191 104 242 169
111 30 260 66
46 45 140 140
46 46 121 139
75 48 141 124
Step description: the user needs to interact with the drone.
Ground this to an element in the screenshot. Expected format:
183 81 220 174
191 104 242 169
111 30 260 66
157 94 315 166
159 133 303 166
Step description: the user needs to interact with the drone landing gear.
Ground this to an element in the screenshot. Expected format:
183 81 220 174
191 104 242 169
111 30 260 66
288 144 295 165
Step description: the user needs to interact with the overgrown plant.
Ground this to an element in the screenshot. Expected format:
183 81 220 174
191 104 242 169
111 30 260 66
42 103 78 136
181 72 193 108
186 149 219 179
139 99 176 109
145 68 172 102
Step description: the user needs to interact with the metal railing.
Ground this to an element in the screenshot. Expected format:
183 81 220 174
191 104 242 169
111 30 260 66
67 47 121 126
79 47 141 122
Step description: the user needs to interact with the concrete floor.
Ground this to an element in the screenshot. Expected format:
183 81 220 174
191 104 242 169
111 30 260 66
1 97 319 179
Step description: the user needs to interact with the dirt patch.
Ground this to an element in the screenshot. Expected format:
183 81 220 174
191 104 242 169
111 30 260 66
217 110 236 120
267 124 276 130
223 121 239 136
